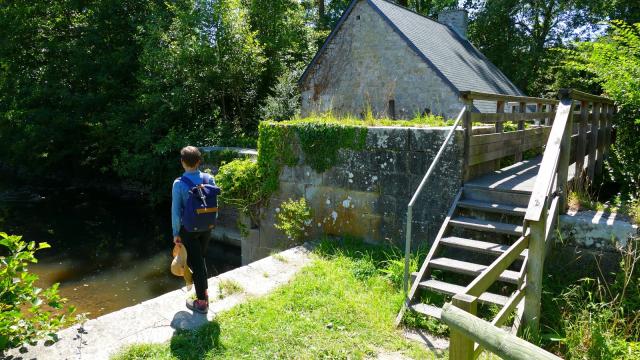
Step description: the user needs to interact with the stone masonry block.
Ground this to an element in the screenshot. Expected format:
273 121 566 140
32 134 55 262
379 173 412 198
322 167 380 193
337 149 372 172
371 150 408 173
365 127 409 150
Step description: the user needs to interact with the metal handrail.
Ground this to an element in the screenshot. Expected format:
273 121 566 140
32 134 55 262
403 106 467 298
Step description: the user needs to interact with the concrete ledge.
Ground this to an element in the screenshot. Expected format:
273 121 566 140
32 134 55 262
558 210 638 251
6 246 312 360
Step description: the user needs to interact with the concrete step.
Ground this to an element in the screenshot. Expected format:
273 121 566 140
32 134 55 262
419 279 509 306
440 236 527 259
429 257 520 284
450 216 523 236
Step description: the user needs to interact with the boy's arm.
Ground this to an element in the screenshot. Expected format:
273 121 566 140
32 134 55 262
207 173 216 186
171 181 182 239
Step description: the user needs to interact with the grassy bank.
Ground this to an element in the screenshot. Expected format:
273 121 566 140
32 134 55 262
112 240 434 360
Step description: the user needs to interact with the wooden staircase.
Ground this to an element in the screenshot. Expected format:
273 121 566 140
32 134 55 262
400 182 530 323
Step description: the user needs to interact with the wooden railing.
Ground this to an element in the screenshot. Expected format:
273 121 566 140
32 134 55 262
460 91 558 181
446 89 615 360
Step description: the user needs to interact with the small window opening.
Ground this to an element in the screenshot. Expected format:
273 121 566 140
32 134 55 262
388 100 396 120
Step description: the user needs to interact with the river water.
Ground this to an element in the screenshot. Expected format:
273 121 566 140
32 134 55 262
0 180 240 318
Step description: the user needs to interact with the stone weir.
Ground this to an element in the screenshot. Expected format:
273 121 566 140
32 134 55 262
242 126 465 264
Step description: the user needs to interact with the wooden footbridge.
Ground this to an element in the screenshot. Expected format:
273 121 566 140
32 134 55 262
397 89 615 360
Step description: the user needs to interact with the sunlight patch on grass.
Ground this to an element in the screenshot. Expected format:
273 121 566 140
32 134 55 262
112 252 434 359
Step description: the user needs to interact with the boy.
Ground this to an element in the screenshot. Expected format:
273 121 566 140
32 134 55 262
171 146 215 314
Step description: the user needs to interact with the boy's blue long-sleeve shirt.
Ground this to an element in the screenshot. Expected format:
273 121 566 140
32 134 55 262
171 170 216 237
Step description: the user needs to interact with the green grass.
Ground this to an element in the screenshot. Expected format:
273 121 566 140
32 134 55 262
567 187 640 224
282 113 455 128
217 279 244 299
112 240 435 360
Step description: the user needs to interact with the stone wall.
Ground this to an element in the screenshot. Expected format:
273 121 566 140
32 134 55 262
300 0 463 119
243 126 464 263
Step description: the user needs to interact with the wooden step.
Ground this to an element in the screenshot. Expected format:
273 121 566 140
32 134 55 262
419 279 509 306
462 186 531 208
457 199 526 216
409 303 442 320
440 237 528 259
429 257 520 284
450 216 523 236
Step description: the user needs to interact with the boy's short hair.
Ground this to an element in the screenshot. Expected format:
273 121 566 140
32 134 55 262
180 146 202 168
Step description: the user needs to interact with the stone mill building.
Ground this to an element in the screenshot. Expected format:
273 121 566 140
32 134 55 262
299 0 524 119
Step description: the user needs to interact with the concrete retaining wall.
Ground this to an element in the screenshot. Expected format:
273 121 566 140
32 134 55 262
243 126 464 264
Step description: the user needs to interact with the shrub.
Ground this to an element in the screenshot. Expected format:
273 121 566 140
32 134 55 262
274 198 312 246
215 159 262 223
0 232 79 350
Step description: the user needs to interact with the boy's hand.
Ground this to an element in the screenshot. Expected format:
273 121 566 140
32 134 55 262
173 236 182 245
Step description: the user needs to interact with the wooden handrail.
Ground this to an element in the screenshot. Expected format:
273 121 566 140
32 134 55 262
559 88 615 104
442 304 563 360
525 97 574 222
463 235 529 298
460 90 559 105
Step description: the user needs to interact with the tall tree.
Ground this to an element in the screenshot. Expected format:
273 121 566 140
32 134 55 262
467 0 614 95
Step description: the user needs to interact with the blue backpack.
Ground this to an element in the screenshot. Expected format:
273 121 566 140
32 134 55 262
179 174 221 232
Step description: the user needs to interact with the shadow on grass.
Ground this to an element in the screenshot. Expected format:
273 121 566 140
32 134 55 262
168 312 223 360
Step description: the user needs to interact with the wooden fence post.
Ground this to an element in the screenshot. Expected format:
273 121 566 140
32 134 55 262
515 101 526 162
495 100 505 169
546 104 556 126
603 104 613 162
575 100 588 187
587 102 600 181
462 98 473 182
449 294 477 360
523 212 546 333
536 103 543 126
595 102 606 178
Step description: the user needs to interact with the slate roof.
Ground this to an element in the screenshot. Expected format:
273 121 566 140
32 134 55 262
300 0 525 112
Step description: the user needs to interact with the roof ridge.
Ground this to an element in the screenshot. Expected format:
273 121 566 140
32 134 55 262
372 0 451 28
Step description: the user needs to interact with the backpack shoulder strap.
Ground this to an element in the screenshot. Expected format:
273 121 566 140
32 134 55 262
179 176 197 189
201 172 211 185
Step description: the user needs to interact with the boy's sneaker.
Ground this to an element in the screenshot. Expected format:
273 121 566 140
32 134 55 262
186 298 209 314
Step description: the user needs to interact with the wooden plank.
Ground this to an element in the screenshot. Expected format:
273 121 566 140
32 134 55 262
456 199 527 216
523 213 547 332
587 103 600 181
515 102 526 162
492 283 526 327
463 101 473 182
560 88 614 104
545 196 560 255
460 90 558 105
440 236 528 258
595 103 606 178
474 283 528 359
558 99 574 212
450 216 523 236
464 236 529 298
430 257 520 284
449 294 478 360
525 98 573 222
410 303 442 319
442 304 563 360
469 137 521 157
575 100 588 186
470 127 549 146
470 111 557 123
420 279 509 306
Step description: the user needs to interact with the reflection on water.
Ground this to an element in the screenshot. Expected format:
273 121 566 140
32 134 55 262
0 180 240 318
